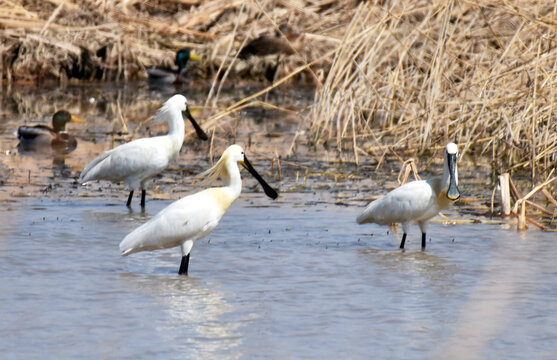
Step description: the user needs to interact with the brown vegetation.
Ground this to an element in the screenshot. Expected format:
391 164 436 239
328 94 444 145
0 0 346 83
308 0 557 182
497 171 556 231
1 0 555 193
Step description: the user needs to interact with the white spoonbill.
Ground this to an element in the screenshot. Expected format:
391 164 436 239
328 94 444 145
119 144 278 275
79 94 208 207
357 142 460 249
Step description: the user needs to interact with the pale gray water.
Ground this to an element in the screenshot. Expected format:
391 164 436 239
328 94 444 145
1 84 556 359
1 193 556 360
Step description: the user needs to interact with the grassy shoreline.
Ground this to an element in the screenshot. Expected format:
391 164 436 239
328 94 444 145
1 1 555 202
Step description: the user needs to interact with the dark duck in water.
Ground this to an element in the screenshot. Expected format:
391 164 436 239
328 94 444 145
17 110 84 153
147 48 201 84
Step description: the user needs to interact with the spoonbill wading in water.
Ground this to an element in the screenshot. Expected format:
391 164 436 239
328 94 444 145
357 143 460 249
119 144 279 275
79 94 208 207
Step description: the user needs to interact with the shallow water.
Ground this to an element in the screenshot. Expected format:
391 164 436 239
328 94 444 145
1 194 556 359
1 84 556 359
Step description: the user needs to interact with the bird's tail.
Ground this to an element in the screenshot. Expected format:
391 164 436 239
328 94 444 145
79 149 112 183
119 233 139 256
356 203 377 224
119 221 161 256
356 212 368 224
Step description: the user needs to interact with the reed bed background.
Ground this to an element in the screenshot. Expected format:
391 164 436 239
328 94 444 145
0 0 345 83
308 0 556 182
0 0 555 228
1 0 556 182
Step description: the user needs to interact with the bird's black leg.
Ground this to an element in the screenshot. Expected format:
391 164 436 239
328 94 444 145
140 190 146 208
421 233 427 249
126 190 134 207
178 253 190 275
399 233 407 249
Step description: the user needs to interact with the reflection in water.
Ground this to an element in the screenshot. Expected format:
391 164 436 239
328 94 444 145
433 237 540 360
120 273 243 359
81 202 245 358
356 246 460 342
358 247 457 285
17 138 78 179
52 155 73 178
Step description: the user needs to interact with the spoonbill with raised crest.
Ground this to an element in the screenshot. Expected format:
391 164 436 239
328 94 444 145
79 94 208 207
119 144 279 275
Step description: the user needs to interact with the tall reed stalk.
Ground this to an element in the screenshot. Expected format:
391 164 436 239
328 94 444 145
309 0 557 180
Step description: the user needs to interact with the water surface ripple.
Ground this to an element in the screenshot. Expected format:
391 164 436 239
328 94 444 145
1 194 556 359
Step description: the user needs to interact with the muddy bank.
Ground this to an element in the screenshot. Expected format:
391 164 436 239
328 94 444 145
1 84 554 230
2 1 556 184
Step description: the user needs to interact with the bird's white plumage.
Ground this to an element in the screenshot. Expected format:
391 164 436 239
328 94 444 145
120 188 231 256
357 143 460 239
119 144 260 268
357 178 444 233
79 94 188 190
446 142 458 154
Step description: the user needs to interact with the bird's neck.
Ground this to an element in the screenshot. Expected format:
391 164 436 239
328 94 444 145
177 59 188 72
441 155 458 190
166 108 185 150
53 122 66 133
442 155 450 189
225 159 242 200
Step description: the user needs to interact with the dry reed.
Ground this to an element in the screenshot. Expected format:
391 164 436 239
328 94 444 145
308 0 557 181
1 0 556 186
0 0 348 83
495 171 557 230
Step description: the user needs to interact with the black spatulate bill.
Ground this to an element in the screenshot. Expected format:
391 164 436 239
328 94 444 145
241 156 279 200
184 107 208 141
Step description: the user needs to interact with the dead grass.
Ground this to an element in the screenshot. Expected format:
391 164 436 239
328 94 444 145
0 0 348 84
308 0 557 181
1 0 555 185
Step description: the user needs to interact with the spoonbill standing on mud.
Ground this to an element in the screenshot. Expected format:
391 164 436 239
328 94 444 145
357 143 460 249
79 94 208 207
119 144 279 275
